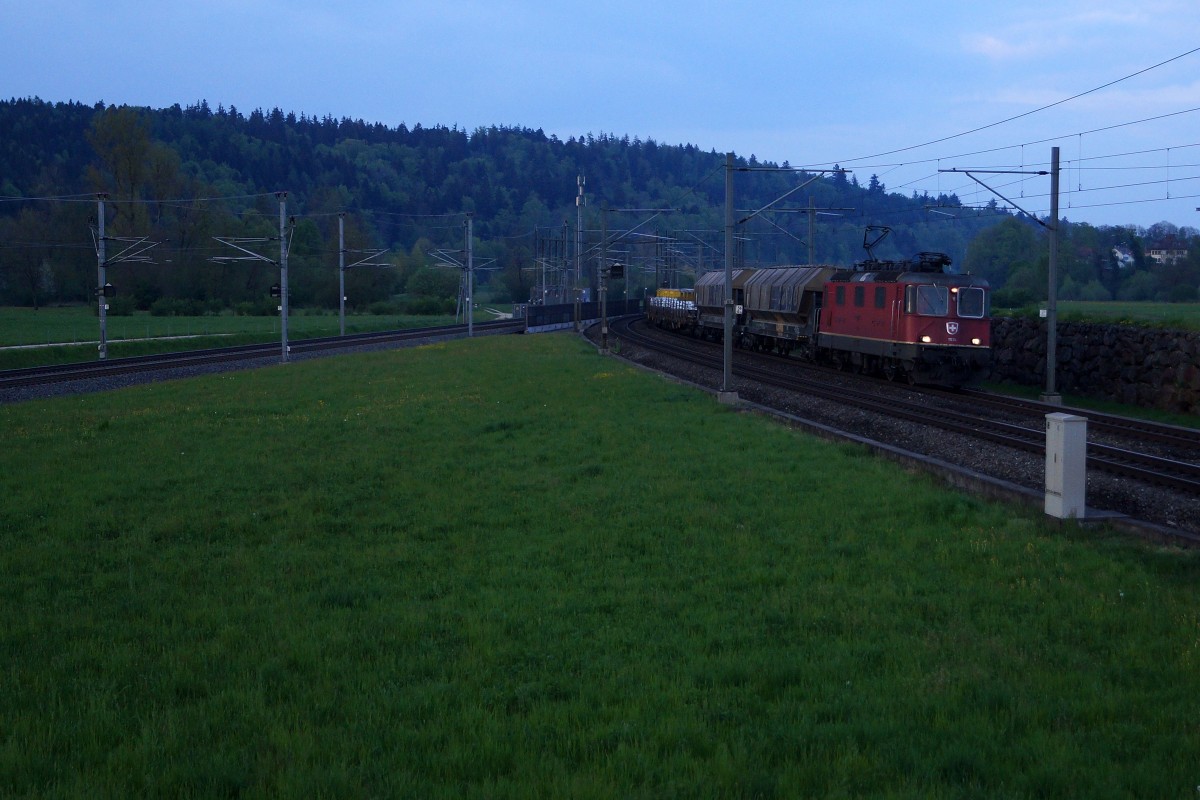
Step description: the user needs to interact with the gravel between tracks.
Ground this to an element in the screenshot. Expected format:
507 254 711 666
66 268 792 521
595 320 1200 543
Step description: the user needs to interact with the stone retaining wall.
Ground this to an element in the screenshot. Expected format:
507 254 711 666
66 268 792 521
990 317 1200 414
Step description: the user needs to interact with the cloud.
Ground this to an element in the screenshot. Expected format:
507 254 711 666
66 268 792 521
962 33 1043 61
960 0 1194 63
961 29 1085 62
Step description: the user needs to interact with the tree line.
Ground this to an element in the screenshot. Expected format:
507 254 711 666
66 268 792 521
963 217 1200 307
2 96 1194 313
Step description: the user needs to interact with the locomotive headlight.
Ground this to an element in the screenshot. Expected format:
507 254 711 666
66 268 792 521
971 337 981 346
920 335 932 343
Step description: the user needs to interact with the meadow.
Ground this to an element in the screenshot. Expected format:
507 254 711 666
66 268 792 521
1 333 1198 797
0 306 464 370
1038 300 1200 330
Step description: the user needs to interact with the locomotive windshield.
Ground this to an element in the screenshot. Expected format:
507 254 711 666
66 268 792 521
905 284 948 316
956 287 987 318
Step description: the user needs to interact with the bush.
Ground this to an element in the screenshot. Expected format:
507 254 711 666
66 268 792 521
991 287 1035 309
368 300 402 316
406 267 461 300
150 298 205 316
131 282 161 311
402 296 455 315
1078 280 1113 302
1117 271 1159 302
1166 283 1198 303
105 295 137 316
235 299 279 316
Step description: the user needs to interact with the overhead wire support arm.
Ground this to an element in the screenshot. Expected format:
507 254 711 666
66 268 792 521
735 170 843 227
603 207 679 248
430 248 464 269
739 212 808 248
341 249 390 271
209 236 280 264
938 167 1050 227
90 230 161 266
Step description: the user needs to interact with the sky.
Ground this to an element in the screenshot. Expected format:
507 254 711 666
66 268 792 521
2 0 1199 230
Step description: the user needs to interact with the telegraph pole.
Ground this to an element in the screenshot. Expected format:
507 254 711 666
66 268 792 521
91 193 157 359
716 161 838 398
338 212 346 337
1042 147 1061 403
210 201 291 364
938 157 1058 400
336 215 388 335
277 192 289 363
562 219 570 304
722 153 736 400
601 204 609 351
96 194 108 360
575 176 585 329
807 197 814 267
465 213 474 337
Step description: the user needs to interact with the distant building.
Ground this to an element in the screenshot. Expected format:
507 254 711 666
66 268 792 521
1147 246 1188 264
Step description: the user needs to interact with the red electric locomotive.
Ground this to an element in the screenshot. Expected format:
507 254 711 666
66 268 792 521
816 252 991 385
653 228 992 387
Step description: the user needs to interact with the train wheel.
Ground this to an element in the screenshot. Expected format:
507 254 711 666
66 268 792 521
882 361 897 381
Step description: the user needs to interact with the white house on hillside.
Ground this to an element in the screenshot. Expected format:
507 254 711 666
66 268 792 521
1112 247 1134 268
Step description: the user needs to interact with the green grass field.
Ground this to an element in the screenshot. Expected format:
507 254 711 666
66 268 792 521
2 334 1199 797
1034 300 1200 330
0 306 472 370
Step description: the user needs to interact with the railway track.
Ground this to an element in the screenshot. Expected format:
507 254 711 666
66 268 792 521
926 385 1200 452
0 319 524 391
614 317 1200 495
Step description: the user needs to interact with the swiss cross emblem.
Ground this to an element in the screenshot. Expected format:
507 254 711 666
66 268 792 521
946 322 960 335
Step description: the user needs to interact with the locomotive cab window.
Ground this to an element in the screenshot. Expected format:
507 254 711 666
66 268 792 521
956 286 987 318
853 286 865 307
905 284 949 316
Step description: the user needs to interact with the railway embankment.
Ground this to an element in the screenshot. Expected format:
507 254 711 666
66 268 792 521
991 317 1200 414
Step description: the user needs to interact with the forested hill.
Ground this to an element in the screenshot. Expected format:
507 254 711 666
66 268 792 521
0 96 992 244
15 96 1188 311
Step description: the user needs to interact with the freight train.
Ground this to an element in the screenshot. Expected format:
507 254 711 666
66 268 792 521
645 236 991 386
